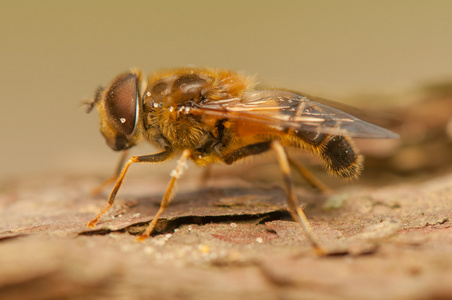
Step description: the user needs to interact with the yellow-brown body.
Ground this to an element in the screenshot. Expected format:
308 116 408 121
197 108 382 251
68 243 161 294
86 67 398 251
92 68 373 177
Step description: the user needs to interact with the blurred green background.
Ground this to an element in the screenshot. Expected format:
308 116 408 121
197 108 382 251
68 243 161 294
1 0 451 181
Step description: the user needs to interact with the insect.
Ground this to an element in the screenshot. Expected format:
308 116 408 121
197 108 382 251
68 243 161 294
85 68 398 254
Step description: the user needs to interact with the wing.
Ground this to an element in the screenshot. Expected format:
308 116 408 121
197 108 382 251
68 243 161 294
189 90 398 139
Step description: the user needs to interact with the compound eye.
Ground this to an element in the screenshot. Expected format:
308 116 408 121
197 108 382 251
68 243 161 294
105 73 139 136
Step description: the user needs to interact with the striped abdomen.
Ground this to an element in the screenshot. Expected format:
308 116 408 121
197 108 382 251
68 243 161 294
295 130 363 179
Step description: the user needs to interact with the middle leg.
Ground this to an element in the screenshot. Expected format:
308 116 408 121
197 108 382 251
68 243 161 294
136 149 191 241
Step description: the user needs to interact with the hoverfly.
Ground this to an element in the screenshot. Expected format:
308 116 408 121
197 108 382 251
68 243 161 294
85 68 398 254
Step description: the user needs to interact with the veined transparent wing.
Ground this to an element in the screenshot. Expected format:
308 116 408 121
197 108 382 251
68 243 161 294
190 90 398 139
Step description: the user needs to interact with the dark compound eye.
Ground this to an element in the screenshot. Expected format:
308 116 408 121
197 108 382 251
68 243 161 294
105 73 139 136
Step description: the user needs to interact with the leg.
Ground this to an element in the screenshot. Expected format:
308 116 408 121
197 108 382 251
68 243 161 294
271 141 325 255
91 150 129 196
223 142 329 193
87 149 173 228
136 149 191 241
222 142 271 165
221 141 325 253
288 157 331 194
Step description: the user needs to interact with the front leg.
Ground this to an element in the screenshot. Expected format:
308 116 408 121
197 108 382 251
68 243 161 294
90 149 129 196
87 149 174 228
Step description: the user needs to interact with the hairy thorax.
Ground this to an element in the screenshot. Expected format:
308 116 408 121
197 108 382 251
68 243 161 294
141 68 253 163
144 105 209 150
